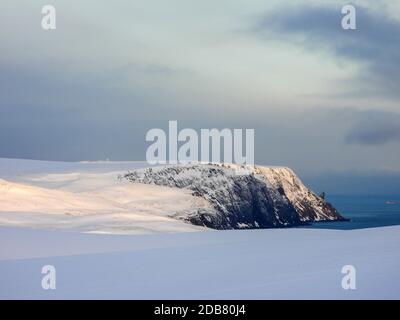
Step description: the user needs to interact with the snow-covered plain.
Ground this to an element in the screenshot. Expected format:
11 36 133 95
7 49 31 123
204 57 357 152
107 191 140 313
0 158 399 299
0 225 399 299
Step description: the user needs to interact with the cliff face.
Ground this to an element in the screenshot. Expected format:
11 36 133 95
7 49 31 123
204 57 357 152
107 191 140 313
254 166 343 222
124 164 346 229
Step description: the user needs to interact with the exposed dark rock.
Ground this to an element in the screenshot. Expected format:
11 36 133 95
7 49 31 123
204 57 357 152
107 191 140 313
124 164 346 229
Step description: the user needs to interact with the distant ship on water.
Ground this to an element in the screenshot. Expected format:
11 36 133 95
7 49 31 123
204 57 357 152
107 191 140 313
386 201 400 205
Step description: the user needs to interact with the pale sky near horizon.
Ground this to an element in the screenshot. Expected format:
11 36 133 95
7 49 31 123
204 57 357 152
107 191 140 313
1 0 400 177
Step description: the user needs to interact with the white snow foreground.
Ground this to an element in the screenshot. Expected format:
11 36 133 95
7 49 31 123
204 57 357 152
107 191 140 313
0 225 399 299
0 159 398 299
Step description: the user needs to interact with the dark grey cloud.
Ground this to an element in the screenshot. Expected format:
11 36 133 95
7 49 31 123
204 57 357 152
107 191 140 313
345 110 400 145
0 63 179 161
253 4 400 97
0 61 225 162
1 1 400 179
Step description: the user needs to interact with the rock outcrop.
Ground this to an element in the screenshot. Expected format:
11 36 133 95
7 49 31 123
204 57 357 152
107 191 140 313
124 164 346 229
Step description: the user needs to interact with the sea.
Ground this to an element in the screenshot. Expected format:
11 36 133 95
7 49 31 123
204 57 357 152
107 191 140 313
302 194 400 230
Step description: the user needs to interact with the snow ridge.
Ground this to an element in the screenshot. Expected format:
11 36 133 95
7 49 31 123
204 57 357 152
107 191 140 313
124 163 345 229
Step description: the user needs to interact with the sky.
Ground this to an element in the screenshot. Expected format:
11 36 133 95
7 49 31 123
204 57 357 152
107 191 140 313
0 0 399 192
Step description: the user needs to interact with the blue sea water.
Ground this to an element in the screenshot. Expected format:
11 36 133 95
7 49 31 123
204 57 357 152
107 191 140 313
303 194 400 230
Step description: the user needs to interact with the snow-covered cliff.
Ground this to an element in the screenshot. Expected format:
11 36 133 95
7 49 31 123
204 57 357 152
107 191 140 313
124 164 346 229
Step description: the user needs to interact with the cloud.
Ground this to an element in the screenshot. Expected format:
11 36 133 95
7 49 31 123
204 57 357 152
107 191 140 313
112 63 182 78
252 4 400 97
1 1 400 175
345 110 400 145
0 62 184 161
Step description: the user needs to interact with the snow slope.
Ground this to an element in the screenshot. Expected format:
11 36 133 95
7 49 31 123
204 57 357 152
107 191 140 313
0 159 342 233
0 225 399 299
0 159 207 234
125 163 344 229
